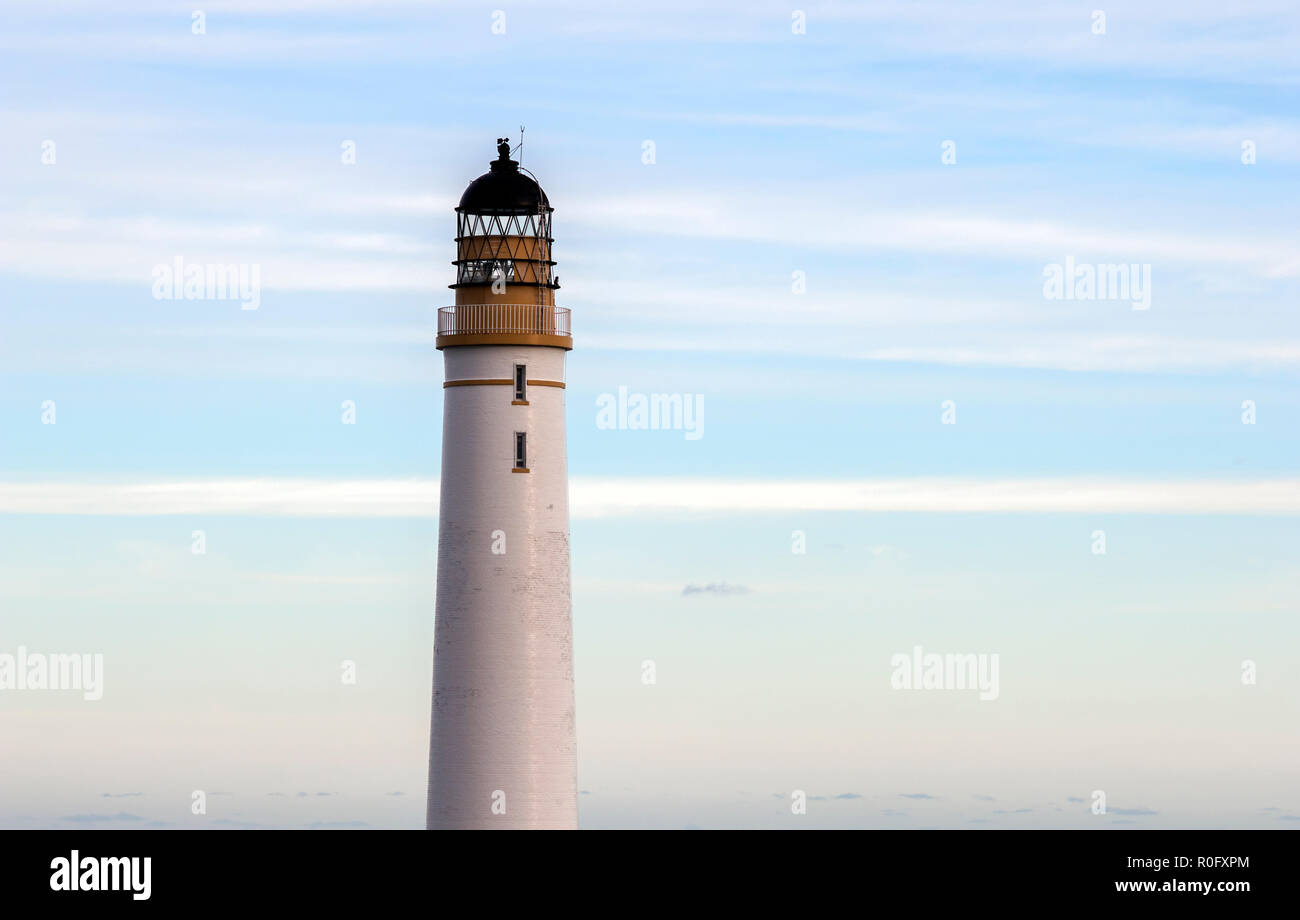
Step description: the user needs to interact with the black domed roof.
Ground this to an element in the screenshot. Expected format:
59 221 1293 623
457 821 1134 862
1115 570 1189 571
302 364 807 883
457 140 551 214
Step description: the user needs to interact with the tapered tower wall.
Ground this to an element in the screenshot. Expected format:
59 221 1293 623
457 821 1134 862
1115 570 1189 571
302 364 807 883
427 345 575 829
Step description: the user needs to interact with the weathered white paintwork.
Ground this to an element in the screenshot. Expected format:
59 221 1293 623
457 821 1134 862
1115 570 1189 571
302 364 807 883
427 344 577 829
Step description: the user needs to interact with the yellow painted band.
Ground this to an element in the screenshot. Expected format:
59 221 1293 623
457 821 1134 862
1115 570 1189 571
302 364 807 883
443 379 565 389
437 332 572 350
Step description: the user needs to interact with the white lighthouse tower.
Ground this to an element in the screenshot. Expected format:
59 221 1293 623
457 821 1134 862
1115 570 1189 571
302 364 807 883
426 139 577 829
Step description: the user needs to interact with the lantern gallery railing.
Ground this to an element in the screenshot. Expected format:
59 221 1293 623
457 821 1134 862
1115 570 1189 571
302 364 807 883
437 304 571 338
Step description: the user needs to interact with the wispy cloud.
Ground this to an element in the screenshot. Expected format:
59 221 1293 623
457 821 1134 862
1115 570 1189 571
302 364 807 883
9 0 1295 81
681 582 750 597
5 477 1300 517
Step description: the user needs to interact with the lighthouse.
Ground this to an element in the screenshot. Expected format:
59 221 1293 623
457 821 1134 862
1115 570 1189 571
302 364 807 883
426 139 578 829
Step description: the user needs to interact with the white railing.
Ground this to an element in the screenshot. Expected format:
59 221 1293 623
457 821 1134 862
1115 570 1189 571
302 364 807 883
438 304 571 338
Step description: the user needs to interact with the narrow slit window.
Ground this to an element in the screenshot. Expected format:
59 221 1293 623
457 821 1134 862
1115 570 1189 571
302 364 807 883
514 431 527 470
514 364 527 401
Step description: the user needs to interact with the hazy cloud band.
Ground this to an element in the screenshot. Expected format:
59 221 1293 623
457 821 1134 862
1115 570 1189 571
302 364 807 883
2 478 1298 517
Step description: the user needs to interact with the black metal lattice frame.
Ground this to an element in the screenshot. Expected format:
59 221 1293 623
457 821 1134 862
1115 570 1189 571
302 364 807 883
452 209 557 289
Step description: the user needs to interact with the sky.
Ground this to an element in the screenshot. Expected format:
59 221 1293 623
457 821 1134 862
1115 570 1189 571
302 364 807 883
0 0 1297 829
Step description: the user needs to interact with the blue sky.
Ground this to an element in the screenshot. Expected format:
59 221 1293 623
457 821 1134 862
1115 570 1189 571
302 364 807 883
1 1 1298 829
